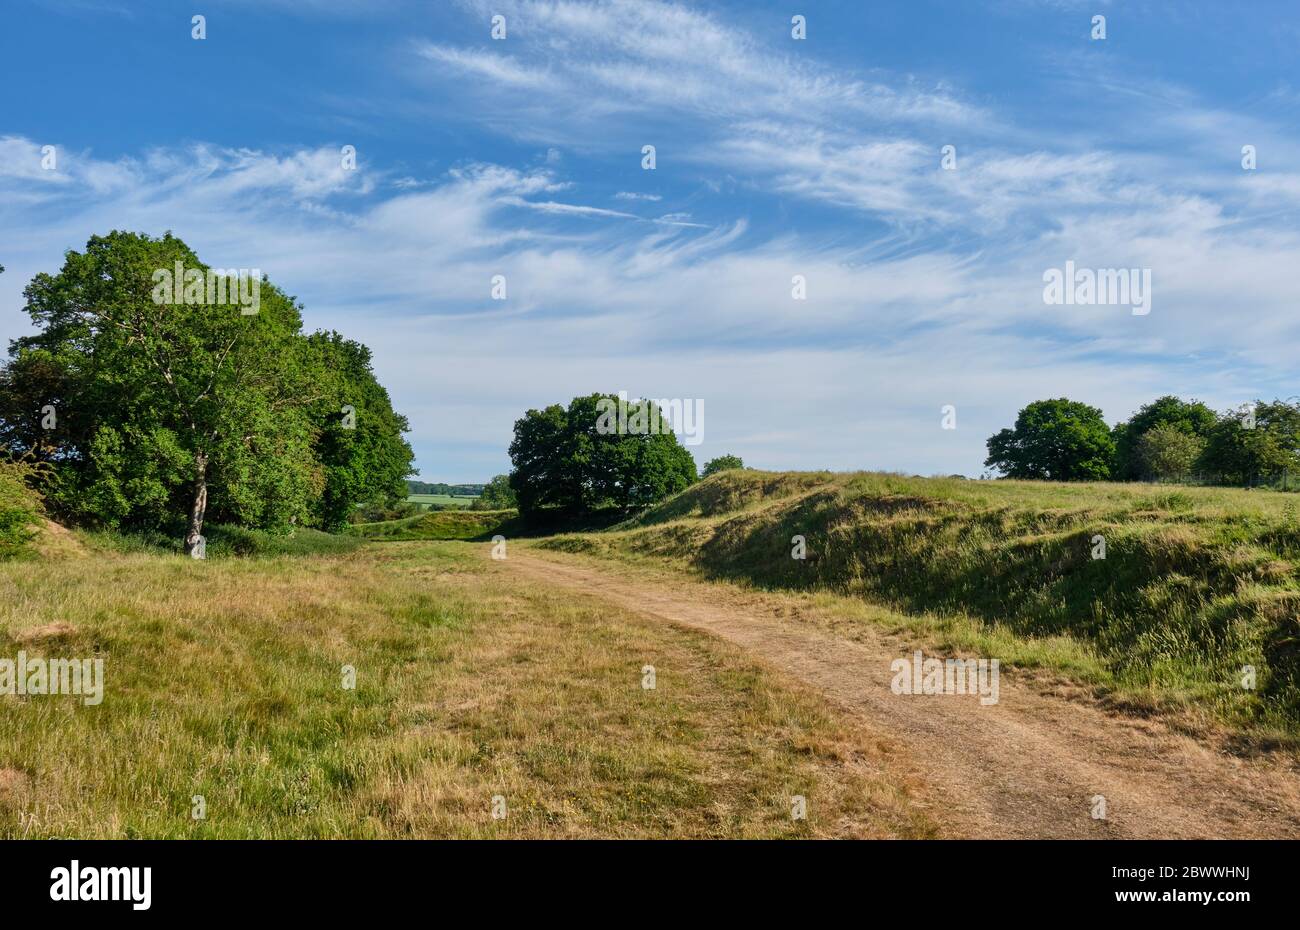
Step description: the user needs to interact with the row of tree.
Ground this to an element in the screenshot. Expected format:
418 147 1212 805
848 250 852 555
985 396 1300 484
0 233 415 551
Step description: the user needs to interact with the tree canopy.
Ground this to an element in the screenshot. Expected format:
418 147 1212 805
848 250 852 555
986 394 1300 487
508 393 697 516
0 231 413 547
984 398 1114 480
1111 395 1217 479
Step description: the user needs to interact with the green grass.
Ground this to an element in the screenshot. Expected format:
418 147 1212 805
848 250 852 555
0 537 932 838
540 469 1300 739
10 465 1299 837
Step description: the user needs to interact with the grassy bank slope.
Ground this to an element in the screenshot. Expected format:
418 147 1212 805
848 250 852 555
542 470 1300 735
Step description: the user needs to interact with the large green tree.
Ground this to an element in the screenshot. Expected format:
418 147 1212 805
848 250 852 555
985 398 1115 480
0 232 413 549
1111 395 1217 479
508 393 697 515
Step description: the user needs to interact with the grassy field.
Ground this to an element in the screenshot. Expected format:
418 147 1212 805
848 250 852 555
540 470 1300 741
6 468 1299 838
0 530 930 838
407 493 480 509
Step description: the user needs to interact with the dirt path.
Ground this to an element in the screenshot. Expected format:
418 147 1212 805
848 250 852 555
505 547 1300 839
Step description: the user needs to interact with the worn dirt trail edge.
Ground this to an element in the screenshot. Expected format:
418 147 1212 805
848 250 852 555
505 548 1300 839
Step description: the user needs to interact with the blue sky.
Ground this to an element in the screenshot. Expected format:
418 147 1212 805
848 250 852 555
2 0 1299 481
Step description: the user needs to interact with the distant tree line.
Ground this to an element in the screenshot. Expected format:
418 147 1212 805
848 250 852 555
986 395 1300 486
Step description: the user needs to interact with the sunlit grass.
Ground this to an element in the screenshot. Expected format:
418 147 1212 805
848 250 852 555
0 538 931 838
543 469 1300 739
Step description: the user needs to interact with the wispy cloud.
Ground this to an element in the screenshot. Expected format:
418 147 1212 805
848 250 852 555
5 132 1297 478
417 0 984 138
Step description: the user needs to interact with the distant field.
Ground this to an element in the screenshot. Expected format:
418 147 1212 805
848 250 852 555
407 493 480 508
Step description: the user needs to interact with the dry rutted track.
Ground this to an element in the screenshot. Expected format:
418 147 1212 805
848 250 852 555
504 548 1300 839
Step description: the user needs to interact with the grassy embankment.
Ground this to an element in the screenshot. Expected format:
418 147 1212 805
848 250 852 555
540 470 1300 741
0 498 927 838
349 509 515 541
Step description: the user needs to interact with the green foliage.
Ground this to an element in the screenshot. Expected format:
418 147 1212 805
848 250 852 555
0 232 413 539
1198 400 1300 484
701 454 745 478
1134 423 1205 480
201 524 365 557
985 398 1114 480
476 474 517 509
1111 395 1217 479
508 394 697 516
0 461 44 559
85 521 364 558
407 494 473 509
302 332 414 530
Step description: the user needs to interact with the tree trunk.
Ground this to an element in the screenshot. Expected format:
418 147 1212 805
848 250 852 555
184 452 209 557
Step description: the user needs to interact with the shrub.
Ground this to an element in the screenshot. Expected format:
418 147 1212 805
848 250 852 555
702 454 745 478
0 460 45 559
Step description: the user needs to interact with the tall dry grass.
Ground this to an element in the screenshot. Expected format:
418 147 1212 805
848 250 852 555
0 537 932 838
